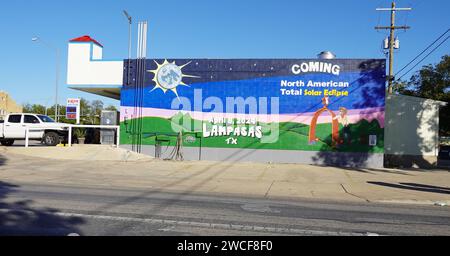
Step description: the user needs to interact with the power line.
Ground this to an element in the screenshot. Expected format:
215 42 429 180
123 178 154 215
395 28 449 77
396 34 449 80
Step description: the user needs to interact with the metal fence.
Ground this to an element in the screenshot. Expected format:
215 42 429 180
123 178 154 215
25 125 120 148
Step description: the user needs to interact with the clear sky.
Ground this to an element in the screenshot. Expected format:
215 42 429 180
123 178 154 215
0 0 448 108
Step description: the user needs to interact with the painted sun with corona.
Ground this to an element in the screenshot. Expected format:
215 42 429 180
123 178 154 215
148 60 199 98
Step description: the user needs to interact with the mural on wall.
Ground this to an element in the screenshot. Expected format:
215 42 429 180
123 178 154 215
120 59 386 153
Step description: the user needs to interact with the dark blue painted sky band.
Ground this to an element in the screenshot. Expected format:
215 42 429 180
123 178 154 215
123 59 386 86
121 71 385 114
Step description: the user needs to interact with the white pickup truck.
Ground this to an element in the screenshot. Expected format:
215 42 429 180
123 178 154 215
0 113 70 146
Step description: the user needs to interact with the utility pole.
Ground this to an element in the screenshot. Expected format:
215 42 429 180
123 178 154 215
375 1 411 94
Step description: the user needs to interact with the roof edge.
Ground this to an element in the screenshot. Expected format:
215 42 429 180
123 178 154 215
69 35 103 47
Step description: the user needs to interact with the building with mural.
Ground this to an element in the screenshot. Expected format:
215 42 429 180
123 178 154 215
120 58 386 166
67 35 445 168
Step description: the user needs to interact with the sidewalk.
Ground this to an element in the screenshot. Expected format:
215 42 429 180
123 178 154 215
0 145 449 206
0 144 153 161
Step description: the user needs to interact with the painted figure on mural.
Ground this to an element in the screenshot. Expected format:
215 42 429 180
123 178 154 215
333 107 350 145
308 96 340 146
322 96 330 107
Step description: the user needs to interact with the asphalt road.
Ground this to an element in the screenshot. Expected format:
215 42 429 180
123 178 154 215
0 182 449 236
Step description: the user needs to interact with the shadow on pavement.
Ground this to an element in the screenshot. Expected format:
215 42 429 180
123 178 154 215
338 167 415 175
368 181 450 195
0 153 6 166
4 141 46 147
399 183 450 192
0 181 85 236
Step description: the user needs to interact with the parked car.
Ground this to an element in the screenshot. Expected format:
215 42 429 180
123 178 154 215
0 113 70 146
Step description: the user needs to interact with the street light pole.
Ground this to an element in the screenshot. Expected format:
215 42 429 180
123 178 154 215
44 97 51 116
123 10 134 151
123 10 132 86
32 36 60 122
55 47 60 122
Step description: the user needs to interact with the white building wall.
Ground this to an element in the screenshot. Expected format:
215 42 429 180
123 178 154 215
67 43 123 86
92 44 103 60
384 94 446 167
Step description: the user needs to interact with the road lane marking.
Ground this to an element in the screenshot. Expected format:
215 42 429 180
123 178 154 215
55 212 377 236
241 204 281 214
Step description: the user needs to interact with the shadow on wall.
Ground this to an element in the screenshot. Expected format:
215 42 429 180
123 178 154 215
310 60 443 170
384 95 442 169
311 60 386 168
0 180 84 236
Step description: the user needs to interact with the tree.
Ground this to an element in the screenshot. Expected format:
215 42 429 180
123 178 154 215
79 98 96 124
23 103 47 115
395 55 450 135
91 100 104 115
79 98 90 118
22 103 32 113
104 105 118 111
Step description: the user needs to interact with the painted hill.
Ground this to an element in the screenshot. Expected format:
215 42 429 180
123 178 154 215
120 112 384 153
